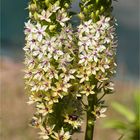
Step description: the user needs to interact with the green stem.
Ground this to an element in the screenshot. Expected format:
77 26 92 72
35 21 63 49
85 112 95 140
85 94 97 140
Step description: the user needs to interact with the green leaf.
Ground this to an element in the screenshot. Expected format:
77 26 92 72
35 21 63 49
134 92 140 117
104 119 127 131
111 102 135 122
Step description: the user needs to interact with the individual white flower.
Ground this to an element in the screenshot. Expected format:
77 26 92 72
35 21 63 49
51 128 71 140
36 103 53 116
39 79 52 91
24 20 36 35
44 95 59 105
38 58 51 72
52 82 71 98
30 116 42 128
76 68 90 83
80 84 95 96
64 114 82 129
38 10 52 22
56 9 70 27
39 125 55 140
91 47 101 63
47 67 59 80
24 58 35 70
78 37 91 53
85 33 97 46
58 34 66 45
43 37 56 53
30 82 40 92
58 54 73 72
95 72 108 82
98 45 106 52
97 16 110 29
32 47 44 60
34 23 47 42
61 25 73 41
27 94 42 105
64 42 75 55
92 107 107 119
33 70 44 81
25 36 38 51
104 36 111 44
60 69 76 82
104 81 114 92
98 58 110 73
78 20 93 34
24 70 33 80
86 63 99 75
53 49 64 60
78 51 92 66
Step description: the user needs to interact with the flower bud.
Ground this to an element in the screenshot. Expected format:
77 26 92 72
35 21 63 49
28 3 37 11
49 25 56 31
91 12 95 19
95 10 100 17
83 7 88 14
34 12 39 20
100 6 104 13
96 0 100 4
78 12 85 20
64 3 69 8
87 5 93 10
45 0 50 6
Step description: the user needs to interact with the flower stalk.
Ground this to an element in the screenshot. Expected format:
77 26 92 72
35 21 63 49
85 94 97 140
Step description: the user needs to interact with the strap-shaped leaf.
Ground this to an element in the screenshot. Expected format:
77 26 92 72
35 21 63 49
134 92 140 117
104 119 127 131
112 102 135 122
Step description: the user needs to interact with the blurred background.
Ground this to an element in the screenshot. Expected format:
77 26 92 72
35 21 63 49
0 0 139 140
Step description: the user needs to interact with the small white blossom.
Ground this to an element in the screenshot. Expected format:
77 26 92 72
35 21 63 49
56 9 70 27
24 20 36 35
60 69 76 82
38 10 52 22
27 94 42 105
78 20 93 34
52 82 71 98
64 114 82 129
97 16 110 29
39 80 51 91
47 67 59 80
80 84 95 96
36 103 53 116
92 107 107 119
39 125 55 140
76 68 90 83
79 52 92 66
34 23 47 42
51 128 71 140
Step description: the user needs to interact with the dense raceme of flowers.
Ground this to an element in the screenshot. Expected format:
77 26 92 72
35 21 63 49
76 16 116 95
24 0 117 139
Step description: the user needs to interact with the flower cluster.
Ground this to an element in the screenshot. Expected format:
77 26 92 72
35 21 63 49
24 1 82 139
76 16 117 97
24 0 117 139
